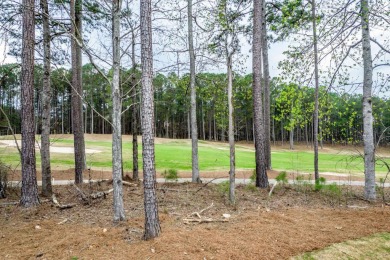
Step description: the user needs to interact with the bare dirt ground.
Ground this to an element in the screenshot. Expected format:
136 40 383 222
1 181 390 259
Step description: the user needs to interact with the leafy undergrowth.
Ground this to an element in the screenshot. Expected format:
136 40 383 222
1 181 390 259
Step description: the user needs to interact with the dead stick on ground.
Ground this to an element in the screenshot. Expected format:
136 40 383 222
183 218 228 224
52 194 76 209
123 181 138 187
90 189 113 199
72 183 89 202
189 202 214 218
268 181 278 197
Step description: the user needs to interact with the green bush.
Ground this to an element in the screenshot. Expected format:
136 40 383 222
276 171 288 184
217 180 230 195
0 161 8 198
245 183 257 192
249 169 256 183
161 169 179 182
314 177 327 191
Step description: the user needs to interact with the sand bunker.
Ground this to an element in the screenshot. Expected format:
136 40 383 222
0 140 101 154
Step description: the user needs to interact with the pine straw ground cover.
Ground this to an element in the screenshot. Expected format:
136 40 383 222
1 181 390 259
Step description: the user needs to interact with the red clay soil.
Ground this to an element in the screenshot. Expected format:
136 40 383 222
1 182 390 259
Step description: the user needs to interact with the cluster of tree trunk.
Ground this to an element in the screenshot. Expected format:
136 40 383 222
3 0 385 241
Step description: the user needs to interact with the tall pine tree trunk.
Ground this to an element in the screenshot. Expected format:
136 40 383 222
227 55 235 204
253 0 268 188
40 0 52 197
131 31 139 182
312 0 320 182
188 0 200 183
71 0 86 183
361 0 375 200
111 0 125 221
20 0 39 207
141 0 161 240
262 0 271 170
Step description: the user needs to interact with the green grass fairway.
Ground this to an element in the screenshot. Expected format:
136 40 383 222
294 232 390 259
0 135 389 178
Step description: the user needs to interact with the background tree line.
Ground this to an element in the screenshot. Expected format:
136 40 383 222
1 63 389 147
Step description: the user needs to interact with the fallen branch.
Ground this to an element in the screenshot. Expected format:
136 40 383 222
0 201 19 206
189 202 214 217
157 188 185 192
123 181 138 187
90 189 113 199
183 218 228 224
347 205 368 209
268 181 279 197
72 183 89 202
57 218 69 225
52 194 76 209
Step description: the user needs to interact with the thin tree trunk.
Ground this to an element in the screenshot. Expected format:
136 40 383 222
253 0 268 188
90 95 93 134
262 0 271 170
61 92 64 134
188 0 200 183
131 31 139 182
141 0 161 240
20 0 39 207
208 112 212 141
187 111 191 139
202 100 205 140
289 126 294 150
71 0 86 183
111 0 125 222
84 102 87 134
281 120 284 146
305 122 309 147
227 55 235 204
272 117 275 145
312 0 320 181
361 0 375 200
40 0 52 197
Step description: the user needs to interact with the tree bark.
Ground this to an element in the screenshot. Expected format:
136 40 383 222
227 55 235 204
311 0 320 182
253 0 268 188
40 0 52 197
20 0 40 207
361 0 375 201
71 0 86 184
141 0 161 240
188 0 200 183
131 30 139 182
111 0 125 222
261 0 271 170
289 125 294 150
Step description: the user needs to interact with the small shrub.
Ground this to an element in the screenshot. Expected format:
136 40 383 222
245 183 257 192
249 170 256 183
276 171 288 184
0 161 8 198
161 169 179 182
296 175 305 183
324 182 341 196
314 177 326 191
217 180 230 195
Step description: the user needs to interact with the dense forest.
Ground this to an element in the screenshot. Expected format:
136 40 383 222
1 63 390 146
0 0 389 239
